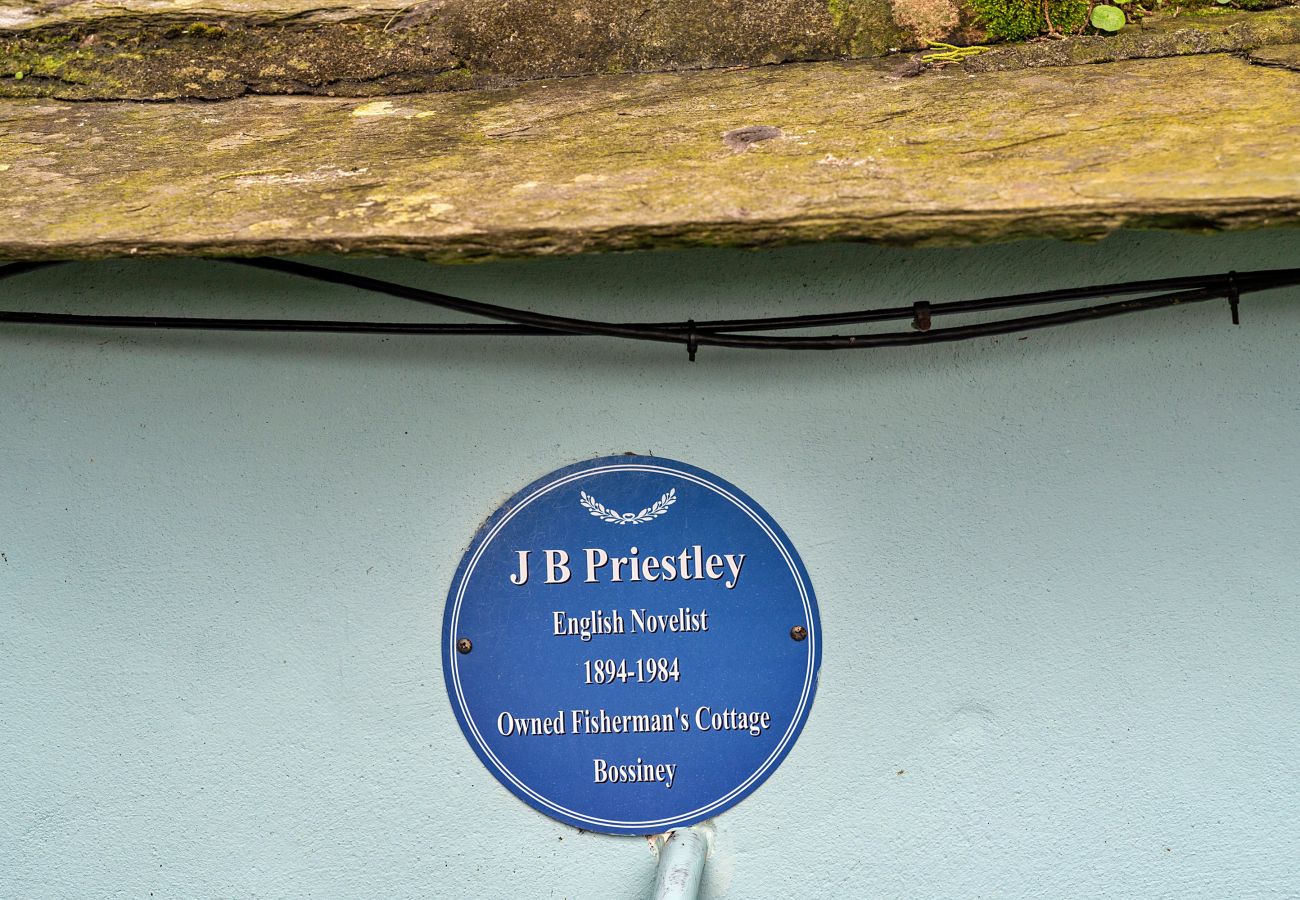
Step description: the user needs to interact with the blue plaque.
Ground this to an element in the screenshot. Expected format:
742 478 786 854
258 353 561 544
442 455 821 835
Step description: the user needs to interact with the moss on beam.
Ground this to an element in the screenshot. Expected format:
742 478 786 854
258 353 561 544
959 6 1300 71
5 0 1295 101
1 53 1298 261
0 24 470 100
0 0 937 100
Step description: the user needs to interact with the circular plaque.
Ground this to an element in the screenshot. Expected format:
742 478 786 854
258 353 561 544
442 455 821 834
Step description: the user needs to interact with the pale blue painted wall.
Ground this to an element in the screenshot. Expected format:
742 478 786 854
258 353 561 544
2 231 1299 898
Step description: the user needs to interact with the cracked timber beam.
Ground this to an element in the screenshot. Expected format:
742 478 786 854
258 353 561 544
2 50 1298 261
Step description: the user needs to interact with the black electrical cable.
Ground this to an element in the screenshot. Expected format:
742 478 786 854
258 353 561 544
2 258 1298 353
227 258 1300 340
662 269 1292 334
0 310 541 336
232 256 689 344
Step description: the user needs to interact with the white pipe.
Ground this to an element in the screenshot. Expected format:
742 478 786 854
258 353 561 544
652 823 714 900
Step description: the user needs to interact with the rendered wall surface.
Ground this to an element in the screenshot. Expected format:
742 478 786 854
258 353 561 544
2 231 1299 898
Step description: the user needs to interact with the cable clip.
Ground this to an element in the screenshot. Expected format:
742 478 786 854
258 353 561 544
686 319 698 362
1227 271 1240 325
911 301 932 332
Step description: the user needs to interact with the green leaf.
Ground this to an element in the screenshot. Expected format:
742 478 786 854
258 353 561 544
1090 4 1126 31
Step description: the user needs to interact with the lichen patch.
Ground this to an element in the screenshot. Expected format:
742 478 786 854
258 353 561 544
890 0 961 42
233 167 371 185
352 100 396 117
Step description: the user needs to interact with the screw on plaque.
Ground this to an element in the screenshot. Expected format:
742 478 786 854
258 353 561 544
790 625 808 642
457 638 473 654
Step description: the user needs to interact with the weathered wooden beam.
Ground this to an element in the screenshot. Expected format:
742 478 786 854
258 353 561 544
2 0 1297 100
0 0 952 100
2 52 1297 261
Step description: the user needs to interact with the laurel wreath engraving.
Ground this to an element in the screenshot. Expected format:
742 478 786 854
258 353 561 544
579 488 677 525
